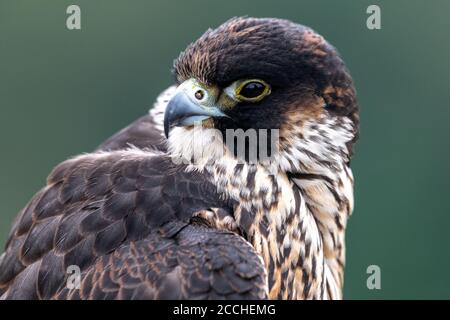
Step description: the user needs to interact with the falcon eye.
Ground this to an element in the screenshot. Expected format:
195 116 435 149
235 79 271 102
194 89 205 100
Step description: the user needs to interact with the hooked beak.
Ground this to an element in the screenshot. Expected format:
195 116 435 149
164 91 228 138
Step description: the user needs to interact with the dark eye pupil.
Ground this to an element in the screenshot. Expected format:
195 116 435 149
240 82 265 98
194 90 204 100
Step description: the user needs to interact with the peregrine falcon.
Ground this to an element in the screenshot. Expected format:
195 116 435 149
0 17 358 300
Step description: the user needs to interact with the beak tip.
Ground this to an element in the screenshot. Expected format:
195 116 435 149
163 114 170 139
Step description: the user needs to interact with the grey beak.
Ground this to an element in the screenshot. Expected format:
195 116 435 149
163 91 228 138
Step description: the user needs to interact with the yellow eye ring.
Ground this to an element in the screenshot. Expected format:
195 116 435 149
235 79 271 102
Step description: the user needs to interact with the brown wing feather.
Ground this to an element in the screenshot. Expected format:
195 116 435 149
55 225 267 300
0 88 267 299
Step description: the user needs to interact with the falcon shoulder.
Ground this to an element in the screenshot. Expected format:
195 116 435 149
97 86 175 152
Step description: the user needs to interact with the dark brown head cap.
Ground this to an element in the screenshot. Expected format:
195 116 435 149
174 17 358 123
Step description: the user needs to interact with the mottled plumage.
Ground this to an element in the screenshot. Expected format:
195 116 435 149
0 17 358 300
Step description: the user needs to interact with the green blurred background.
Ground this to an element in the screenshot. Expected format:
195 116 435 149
1 0 449 299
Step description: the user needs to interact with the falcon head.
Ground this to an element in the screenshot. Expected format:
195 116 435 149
164 17 359 174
